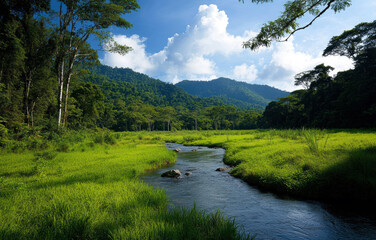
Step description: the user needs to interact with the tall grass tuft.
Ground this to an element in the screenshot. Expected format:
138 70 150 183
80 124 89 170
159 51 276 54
302 129 320 154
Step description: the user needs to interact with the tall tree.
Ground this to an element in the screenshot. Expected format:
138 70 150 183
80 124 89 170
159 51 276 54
294 64 334 90
53 0 139 127
0 0 51 126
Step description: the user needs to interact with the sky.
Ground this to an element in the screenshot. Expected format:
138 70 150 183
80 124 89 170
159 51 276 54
98 0 376 91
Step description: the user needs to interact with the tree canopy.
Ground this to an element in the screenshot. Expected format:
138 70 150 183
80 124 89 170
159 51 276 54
242 0 352 50
323 20 376 59
262 20 376 129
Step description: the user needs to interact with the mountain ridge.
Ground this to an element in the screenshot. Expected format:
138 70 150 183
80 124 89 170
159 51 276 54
175 77 289 108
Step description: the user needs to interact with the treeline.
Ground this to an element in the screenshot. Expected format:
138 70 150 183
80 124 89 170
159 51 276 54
261 20 376 129
77 66 262 131
66 72 262 131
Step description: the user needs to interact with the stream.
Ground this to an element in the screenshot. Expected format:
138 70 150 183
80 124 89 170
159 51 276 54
141 143 376 240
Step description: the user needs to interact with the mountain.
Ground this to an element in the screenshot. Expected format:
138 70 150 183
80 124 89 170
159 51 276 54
175 78 289 108
86 65 262 111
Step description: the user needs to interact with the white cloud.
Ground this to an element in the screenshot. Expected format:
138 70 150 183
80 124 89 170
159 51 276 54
272 38 353 75
184 56 215 75
101 35 154 74
259 38 354 91
101 4 254 83
233 64 258 83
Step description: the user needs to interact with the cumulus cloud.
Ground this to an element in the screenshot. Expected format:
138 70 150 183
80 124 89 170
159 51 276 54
102 4 253 82
271 39 353 75
259 38 353 91
233 64 258 83
101 35 154 74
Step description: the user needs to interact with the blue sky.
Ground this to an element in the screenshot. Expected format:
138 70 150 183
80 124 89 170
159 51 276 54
99 0 376 91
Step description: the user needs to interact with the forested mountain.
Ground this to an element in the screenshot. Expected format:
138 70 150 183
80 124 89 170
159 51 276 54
176 78 289 109
76 65 262 131
87 65 225 109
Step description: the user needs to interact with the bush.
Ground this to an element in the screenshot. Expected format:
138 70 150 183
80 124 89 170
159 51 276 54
0 123 8 138
93 130 117 145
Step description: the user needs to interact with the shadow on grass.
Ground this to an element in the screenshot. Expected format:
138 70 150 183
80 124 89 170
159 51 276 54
0 169 36 178
308 146 376 204
232 146 376 215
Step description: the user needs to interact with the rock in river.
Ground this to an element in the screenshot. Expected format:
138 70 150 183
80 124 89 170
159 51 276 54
185 172 192 176
161 169 181 178
216 166 230 172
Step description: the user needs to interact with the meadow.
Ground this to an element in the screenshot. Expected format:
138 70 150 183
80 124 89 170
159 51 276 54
158 129 376 205
0 130 249 240
1 128 375 239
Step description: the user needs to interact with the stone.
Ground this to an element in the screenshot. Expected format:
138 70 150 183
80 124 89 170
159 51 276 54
192 149 198 152
215 166 230 172
185 172 192 176
174 148 181 152
161 169 181 178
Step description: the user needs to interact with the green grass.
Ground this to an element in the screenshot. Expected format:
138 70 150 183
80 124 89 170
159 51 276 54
154 129 376 204
2 128 375 239
0 133 250 240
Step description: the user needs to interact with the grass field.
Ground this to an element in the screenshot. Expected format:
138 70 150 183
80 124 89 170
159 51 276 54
0 131 250 240
2 128 375 239
157 129 376 204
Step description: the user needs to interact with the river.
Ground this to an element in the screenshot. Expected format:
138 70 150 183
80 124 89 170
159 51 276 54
141 143 376 240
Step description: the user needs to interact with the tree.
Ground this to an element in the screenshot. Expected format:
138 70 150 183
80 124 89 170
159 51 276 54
53 0 139 127
0 0 52 127
323 20 376 60
294 64 334 90
242 0 352 50
71 82 104 127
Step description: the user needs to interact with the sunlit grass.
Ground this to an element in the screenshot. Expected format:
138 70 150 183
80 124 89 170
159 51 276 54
156 129 376 203
2 128 375 239
0 134 249 239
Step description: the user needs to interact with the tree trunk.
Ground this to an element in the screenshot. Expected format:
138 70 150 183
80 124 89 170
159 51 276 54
31 100 36 127
23 77 32 127
57 60 65 128
63 50 77 126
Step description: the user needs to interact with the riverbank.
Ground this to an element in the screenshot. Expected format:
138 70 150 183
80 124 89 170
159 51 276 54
0 131 249 239
160 129 376 207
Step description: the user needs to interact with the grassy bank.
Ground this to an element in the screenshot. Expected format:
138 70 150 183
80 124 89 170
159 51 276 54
0 131 249 240
157 129 376 205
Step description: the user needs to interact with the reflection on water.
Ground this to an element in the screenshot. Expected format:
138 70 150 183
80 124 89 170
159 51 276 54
141 143 376 240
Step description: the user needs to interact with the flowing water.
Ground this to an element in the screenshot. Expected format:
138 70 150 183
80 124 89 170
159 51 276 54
141 143 376 240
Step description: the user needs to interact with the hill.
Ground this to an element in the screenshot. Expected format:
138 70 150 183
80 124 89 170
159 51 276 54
87 65 264 111
87 65 222 109
175 78 289 108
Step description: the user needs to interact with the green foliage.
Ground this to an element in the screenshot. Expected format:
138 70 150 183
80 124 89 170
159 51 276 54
70 83 105 128
93 130 117 145
243 0 352 50
323 20 376 59
176 77 289 109
263 20 376 129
